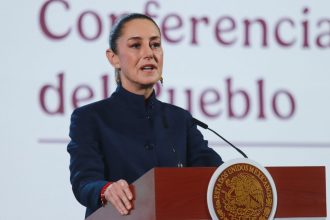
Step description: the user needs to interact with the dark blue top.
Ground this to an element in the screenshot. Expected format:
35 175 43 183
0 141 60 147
67 86 223 218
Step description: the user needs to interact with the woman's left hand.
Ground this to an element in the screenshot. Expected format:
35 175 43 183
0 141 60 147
104 179 133 215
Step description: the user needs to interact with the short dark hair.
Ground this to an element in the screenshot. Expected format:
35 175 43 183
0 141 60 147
109 13 160 53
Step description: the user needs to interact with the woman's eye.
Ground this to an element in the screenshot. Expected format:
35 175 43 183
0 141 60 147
130 43 140 48
151 42 161 48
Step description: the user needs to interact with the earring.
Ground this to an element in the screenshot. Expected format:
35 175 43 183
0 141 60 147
160 77 163 86
115 68 121 85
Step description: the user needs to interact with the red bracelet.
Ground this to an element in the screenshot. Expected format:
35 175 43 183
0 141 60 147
100 182 112 206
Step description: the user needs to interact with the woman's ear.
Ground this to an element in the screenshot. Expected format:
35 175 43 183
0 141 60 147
106 49 120 68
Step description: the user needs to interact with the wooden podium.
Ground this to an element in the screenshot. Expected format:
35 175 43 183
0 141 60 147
87 167 327 220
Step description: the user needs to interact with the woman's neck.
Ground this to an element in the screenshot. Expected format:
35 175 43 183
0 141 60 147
121 83 154 99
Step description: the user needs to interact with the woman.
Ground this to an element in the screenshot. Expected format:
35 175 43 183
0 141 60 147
67 13 223 218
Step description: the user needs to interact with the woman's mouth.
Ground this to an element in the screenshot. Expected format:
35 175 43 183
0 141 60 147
141 65 156 71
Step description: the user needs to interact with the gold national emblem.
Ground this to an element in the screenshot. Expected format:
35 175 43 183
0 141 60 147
212 163 274 220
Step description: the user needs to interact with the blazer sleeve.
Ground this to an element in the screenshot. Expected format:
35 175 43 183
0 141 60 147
185 113 224 167
67 108 108 212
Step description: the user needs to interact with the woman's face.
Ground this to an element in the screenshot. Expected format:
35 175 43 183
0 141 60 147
109 19 163 92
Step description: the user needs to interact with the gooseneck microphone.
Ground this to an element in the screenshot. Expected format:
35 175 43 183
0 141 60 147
192 118 248 158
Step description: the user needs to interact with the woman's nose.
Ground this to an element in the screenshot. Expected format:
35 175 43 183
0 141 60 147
141 45 153 59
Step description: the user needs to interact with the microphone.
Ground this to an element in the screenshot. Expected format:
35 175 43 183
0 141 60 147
192 117 248 158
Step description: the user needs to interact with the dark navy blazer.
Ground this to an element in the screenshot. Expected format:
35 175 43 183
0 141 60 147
67 86 223 218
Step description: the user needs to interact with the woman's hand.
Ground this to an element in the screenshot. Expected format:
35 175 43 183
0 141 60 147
104 179 133 215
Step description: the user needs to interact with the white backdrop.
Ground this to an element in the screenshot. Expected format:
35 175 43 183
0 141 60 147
1 0 329 219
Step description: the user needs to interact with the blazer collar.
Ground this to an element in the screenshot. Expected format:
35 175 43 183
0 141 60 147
114 85 157 115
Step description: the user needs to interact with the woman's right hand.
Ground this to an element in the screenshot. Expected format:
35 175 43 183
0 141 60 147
104 179 133 215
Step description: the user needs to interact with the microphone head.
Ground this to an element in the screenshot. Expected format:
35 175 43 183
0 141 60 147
192 117 208 129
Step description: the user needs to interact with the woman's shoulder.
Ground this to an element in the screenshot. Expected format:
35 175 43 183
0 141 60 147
159 101 192 118
71 97 113 116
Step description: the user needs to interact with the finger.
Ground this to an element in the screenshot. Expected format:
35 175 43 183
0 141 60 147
123 185 133 200
119 180 133 200
118 179 129 188
120 192 132 210
115 184 132 210
108 190 129 215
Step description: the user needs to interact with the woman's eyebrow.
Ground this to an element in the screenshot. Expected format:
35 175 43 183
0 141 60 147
127 35 160 41
127 36 142 41
150 36 161 40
